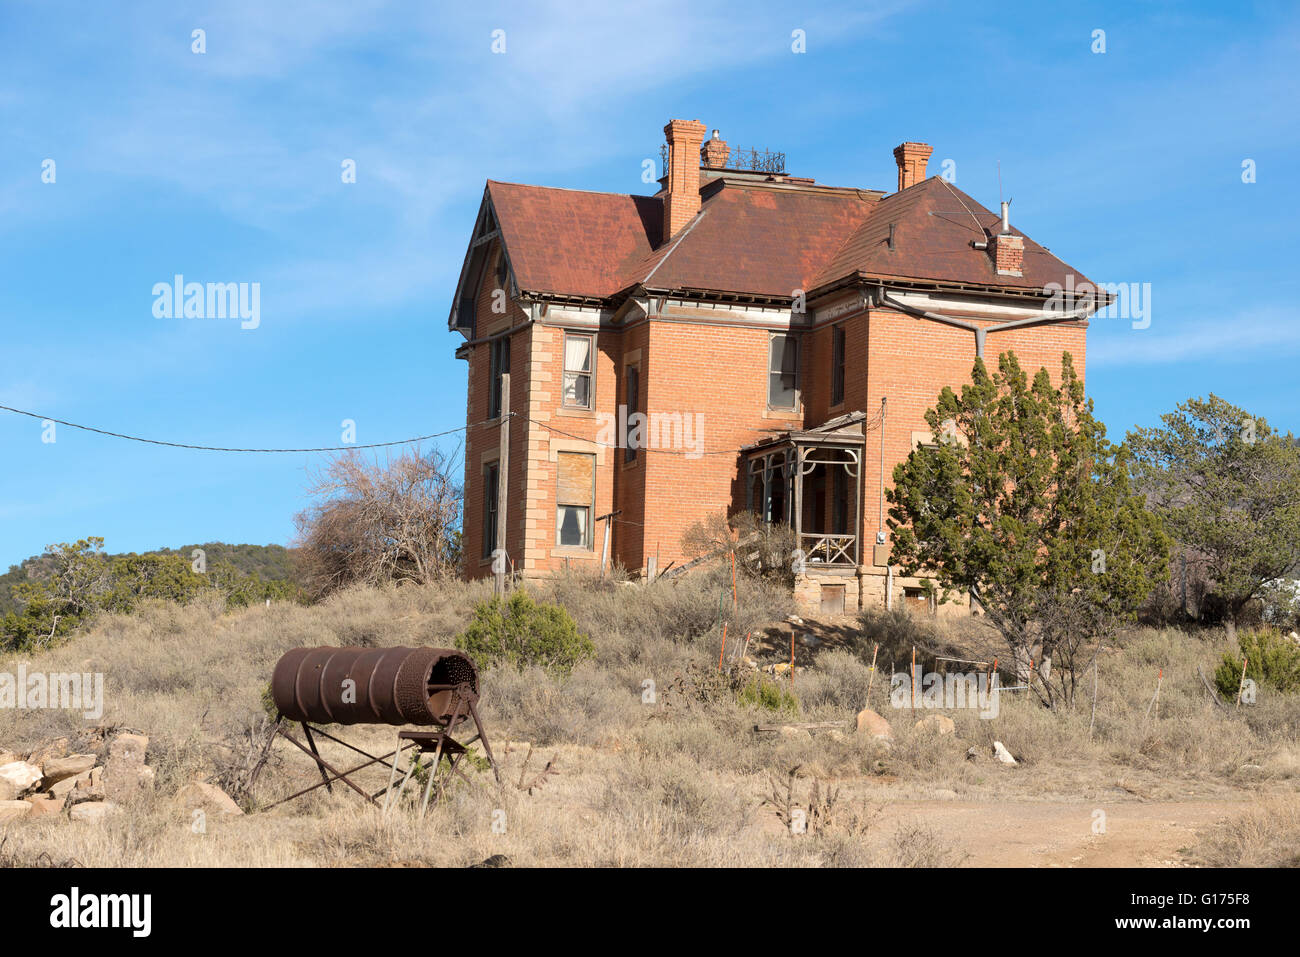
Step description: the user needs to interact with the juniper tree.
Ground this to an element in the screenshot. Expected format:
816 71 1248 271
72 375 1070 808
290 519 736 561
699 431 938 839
887 352 1169 707
1127 394 1300 639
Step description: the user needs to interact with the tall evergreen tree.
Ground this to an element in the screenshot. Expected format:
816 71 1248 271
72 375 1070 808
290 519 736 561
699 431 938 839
888 352 1169 706
1127 394 1300 638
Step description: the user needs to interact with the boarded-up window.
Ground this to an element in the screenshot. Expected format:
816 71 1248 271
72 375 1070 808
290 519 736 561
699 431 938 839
820 584 846 616
556 452 594 548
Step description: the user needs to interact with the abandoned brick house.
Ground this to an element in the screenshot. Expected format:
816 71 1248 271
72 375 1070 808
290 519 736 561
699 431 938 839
448 118 1099 614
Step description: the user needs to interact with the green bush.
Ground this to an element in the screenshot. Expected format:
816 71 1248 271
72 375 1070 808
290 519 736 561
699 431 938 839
457 590 595 676
1215 628 1300 698
737 674 800 714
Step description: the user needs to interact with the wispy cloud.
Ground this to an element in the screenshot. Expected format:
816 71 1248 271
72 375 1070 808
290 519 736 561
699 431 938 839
1089 307 1300 366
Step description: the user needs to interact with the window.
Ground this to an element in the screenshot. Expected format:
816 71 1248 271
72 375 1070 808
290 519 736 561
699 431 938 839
624 364 640 463
562 333 594 409
555 452 595 548
831 326 846 406
768 333 799 409
482 461 499 559
489 336 510 419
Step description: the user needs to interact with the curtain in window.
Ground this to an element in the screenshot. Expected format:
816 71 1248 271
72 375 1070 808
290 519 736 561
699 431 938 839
563 334 592 407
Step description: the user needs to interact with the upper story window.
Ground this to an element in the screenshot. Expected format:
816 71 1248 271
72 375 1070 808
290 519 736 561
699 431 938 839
495 249 509 289
831 326 846 406
489 336 510 419
482 460 500 559
562 332 594 409
768 333 799 410
624 364 640 463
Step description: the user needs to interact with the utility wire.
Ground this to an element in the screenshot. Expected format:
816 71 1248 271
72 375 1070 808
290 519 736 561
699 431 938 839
0 403 883 457
0 403 489 453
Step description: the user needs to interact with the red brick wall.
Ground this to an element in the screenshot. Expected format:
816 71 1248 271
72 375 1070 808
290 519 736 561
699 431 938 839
460 242 531 580
634 314 802 573
518 321 620 576
859 307 1088 554
460 282 1088 588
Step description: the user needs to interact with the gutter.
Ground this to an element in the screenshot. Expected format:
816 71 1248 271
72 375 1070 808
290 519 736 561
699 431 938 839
877 289 1097 360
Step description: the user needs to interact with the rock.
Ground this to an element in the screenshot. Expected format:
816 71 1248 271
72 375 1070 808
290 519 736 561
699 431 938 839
26 738 70 767
0 750 17 766
0 800 33 823
914 714 956 736
992 741 1018 765
40 754 97 785
108 733 149 764
23 795 64 818
48 771 90 798
103 733 153 801
798 633 821 648
0 761 43 800
855 708 893 740
777 726 812 741
66 783 106 806
965 746 979 761
786 615 805 626
175 782 244 816
69 801 122 823
826 729 849 744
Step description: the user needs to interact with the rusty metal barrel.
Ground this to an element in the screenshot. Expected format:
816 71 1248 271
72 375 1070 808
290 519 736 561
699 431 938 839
271 646 479 727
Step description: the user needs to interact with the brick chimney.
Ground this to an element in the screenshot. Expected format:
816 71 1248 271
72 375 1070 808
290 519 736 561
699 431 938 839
701 129 730 169
989 201 1024 277
663 118 707 242
893 141 933 191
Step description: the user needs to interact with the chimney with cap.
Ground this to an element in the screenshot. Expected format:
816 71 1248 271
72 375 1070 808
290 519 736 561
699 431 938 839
701 129 730 169
893 141 933 191
989 201 1024 277
663 118 707 242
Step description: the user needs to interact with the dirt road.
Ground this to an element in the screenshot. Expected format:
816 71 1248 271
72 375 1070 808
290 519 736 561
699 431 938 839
877 798 1240 867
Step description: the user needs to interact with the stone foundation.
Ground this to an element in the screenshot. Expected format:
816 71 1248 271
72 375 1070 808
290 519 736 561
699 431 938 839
795 568 973 617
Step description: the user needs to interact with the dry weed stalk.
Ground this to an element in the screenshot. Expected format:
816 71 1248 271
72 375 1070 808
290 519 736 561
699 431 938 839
762 765 879 837
515 745 559 795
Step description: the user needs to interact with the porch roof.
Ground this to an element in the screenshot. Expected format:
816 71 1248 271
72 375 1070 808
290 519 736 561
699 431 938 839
742 411 867 455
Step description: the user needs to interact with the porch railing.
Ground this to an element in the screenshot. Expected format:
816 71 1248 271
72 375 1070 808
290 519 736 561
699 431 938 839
799 533 857 567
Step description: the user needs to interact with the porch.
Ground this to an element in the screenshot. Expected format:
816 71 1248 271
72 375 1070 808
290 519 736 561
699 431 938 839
742 412 866 570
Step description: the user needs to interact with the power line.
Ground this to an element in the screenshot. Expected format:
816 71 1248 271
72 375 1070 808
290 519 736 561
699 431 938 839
1 402 884 457
0 403 488 453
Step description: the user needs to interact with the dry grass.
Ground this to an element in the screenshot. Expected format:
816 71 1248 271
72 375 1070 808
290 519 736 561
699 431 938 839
2 570 1296 867
1192 795 1300 867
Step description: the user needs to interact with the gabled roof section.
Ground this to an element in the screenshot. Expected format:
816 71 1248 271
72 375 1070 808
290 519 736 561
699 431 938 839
487 180 661 298
630 182 877 298
814 177 1091 292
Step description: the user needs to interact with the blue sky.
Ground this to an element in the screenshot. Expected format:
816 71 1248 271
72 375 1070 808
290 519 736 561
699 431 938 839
1 0 1297 569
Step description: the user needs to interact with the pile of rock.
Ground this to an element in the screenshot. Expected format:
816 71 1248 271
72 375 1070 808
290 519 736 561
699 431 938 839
0 730 156 824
